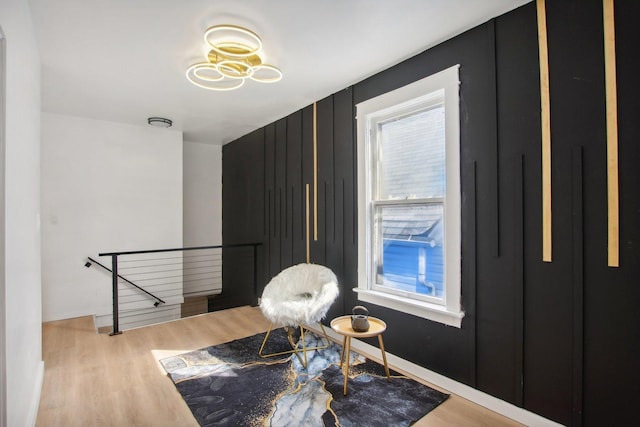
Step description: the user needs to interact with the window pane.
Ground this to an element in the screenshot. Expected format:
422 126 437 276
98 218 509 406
377 105 445 200
374 203 444 298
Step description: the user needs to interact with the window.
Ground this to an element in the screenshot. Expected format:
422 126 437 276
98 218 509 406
356 65 463 327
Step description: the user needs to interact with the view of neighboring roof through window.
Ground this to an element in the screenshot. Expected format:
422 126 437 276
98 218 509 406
377 103 446 299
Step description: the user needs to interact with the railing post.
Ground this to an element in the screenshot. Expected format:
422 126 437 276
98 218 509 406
110 254 122 336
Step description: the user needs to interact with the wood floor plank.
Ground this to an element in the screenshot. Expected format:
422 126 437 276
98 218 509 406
36 306 520 426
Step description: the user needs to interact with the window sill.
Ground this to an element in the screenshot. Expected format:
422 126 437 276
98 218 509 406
353 288 464 328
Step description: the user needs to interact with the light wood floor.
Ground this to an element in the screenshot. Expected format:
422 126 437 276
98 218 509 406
36 306 521 427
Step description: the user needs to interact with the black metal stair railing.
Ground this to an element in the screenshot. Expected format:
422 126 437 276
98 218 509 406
85 257 166 307
89 243 261 336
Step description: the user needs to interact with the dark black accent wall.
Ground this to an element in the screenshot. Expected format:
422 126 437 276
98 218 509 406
222 2 640 425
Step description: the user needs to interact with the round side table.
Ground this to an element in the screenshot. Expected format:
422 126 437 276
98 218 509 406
330 315 391 395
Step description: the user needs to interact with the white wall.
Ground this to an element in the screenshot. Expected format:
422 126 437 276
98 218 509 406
183 142 222 296
40 113 183 322
183 142 222 247
0 1 44 426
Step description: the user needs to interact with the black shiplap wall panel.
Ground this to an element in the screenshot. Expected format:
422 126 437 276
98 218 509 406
513 155 524 407
582 1 640 425
222 130 264 244
487 20 500 257
478 4 536 406
301 105 314 263
458 20 509 399
465 161 478 388
571 146 584 426
287 111 306 266
311 97 332 266
221 2 640 424
221 137 243 244
522 1 601 423
275 119 289 270
333 87 355 316
221 129 265 306
264 123 278 280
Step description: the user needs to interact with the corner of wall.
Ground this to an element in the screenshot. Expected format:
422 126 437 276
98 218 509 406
26 361 44 427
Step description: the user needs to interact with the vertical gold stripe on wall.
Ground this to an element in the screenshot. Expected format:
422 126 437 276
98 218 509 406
537 0 553 262
603 0 619 267
313 102 318 241
306 183 310 263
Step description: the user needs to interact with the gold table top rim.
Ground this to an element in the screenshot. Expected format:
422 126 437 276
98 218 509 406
330 315 387 338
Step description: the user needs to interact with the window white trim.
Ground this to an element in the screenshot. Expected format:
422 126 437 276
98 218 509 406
353 288 464 327
356 64 463 328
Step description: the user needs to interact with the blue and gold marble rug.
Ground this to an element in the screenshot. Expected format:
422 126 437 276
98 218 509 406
160 328 448 427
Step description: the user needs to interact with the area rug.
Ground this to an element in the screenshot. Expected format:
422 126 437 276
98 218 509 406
160 328 448 427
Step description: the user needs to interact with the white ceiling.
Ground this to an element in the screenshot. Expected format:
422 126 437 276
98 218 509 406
29 0 529 145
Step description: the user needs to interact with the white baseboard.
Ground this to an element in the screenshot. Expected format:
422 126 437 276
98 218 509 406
28 361 44 427
310 324 563 427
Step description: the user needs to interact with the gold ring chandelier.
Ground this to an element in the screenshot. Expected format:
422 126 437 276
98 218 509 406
186 25 282 91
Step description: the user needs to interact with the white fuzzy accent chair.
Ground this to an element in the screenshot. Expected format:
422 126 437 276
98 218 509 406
259 263 339 367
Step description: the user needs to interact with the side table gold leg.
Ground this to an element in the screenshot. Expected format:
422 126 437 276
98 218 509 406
378 334 390 380
339 336 347 369
343 336 351 395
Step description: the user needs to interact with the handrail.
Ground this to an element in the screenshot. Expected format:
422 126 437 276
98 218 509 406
85 257 166 306
97 243 262 336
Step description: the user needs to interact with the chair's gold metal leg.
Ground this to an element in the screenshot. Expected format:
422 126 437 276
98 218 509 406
288 326 305 367
285 326 298 349
258 323 274 357
258 323 306 366
260 324 301 359
258 322 333 369
299 326 308 367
